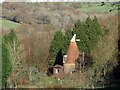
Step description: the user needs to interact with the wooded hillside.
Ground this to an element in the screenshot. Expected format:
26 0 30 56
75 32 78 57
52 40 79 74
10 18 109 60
1 2 119 88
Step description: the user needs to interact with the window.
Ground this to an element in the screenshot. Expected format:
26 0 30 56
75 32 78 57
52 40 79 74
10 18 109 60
63 55 67 63
56 69 59 74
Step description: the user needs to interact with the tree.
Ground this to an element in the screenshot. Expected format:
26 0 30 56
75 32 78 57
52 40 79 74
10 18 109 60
64 29 73 53
2 34 12 87
48 16 103 70
84 17 97 52
73 19 90 52
5 30 22 70
48 31 65 68
2 29 23 88
73 17 102 53
93 16 102 37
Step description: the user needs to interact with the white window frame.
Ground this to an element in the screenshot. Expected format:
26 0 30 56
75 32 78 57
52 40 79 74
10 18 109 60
63 55 67 63
56 69 59 74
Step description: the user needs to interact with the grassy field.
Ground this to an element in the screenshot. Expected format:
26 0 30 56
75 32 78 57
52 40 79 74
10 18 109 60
0 19 20 30
64 2 118 13
80 3 118 13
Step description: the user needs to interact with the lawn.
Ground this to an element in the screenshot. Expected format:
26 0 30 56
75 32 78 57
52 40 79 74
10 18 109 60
80 3 118 13
64 2 118 13
0 19 20 30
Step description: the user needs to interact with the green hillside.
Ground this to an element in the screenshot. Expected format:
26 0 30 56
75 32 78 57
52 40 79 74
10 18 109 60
1 2 119 89
0 19 20 30
80 3 118 13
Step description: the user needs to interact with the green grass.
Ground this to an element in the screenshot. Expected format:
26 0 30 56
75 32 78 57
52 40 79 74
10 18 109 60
80 6 109 13
0 19 20 30
64 2 118 13
80 3 118 13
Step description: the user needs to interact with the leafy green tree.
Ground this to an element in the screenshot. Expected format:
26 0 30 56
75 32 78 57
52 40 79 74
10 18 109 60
85 17 94 52
64 29 73 53
2 29 22 87
73 19 90 52
7 30 21 70
93 16 102 37
2 34 12 87
73 17 102 53
90 16 102 49
48 31 65 68
49 17 103 68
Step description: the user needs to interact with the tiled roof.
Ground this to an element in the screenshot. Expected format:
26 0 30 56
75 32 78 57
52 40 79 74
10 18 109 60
54 64 63 68
66 41 80 63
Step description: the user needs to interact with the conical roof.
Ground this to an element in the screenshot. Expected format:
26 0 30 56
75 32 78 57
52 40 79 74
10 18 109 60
66 34 80 63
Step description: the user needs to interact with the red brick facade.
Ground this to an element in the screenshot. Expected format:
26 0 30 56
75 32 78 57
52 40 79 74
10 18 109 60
53 65 64 79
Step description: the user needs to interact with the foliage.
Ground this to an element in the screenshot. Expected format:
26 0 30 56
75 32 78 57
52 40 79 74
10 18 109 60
1 2 119 88
2 34 12 86
48 31 65 68
17 27 55 71
73 17 102 53
48 17 103 68
90 21 118 86
5 29 19 46
2 29 20 87
3 2 118 32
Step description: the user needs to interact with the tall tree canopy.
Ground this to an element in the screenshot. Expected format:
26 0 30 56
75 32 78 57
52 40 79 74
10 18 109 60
73 16 102 53
2 33 13 86
48 17 103 68
2 29 20 87
48 31 65 68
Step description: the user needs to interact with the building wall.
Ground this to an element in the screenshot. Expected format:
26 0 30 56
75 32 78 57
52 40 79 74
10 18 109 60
64 63 75 75
53 67 64 79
